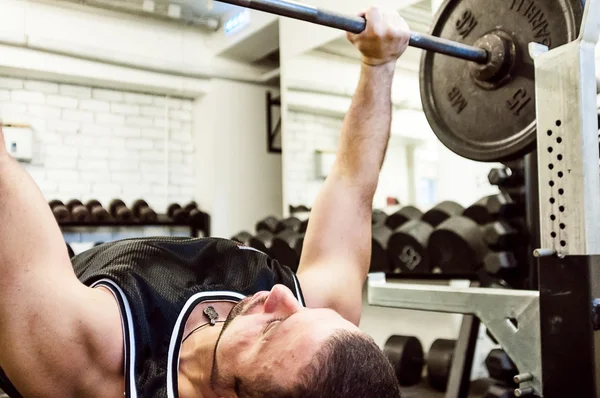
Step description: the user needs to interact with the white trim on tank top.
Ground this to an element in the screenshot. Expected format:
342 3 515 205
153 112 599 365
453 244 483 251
166 291 246 398
91 278 138 398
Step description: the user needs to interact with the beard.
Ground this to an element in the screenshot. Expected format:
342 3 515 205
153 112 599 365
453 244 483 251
210 293 269 389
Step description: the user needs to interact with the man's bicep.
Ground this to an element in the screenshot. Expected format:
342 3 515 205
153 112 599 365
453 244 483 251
297 263 365 325
0 273 123 396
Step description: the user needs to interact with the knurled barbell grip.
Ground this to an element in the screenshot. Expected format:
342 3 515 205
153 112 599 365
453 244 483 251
217 0 489 64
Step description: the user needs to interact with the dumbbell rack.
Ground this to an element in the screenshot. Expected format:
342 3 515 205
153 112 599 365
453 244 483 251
58 213 211 238
368 2 600 398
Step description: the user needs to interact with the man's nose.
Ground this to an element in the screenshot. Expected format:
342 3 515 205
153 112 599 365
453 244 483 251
262 284 301 315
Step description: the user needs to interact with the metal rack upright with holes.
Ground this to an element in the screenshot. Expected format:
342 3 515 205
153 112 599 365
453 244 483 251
368 1 600 397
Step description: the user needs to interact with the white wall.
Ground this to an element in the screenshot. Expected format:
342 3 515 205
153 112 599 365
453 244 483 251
284 51 423 111
0 76 195 208
0 75 198 248
195 80 283 238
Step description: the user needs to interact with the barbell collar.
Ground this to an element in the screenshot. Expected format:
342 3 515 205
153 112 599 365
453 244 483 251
217 0 489 64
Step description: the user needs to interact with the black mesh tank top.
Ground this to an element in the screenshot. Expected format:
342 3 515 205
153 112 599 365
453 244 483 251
0 237 305 398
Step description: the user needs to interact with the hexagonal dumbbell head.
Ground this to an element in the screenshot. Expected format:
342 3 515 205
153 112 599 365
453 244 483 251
485 349 518 385
483 221 518 250
488 167 524 188
488 168 511 186
484 384 516 398
486 193 523 218
484 251 517 275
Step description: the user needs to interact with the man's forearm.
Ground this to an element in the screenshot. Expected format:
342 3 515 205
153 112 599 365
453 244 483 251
332 62 395 194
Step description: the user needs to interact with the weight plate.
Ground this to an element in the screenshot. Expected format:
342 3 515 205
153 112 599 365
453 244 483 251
383 335 425 386
420 0 583 162
427 339 456 392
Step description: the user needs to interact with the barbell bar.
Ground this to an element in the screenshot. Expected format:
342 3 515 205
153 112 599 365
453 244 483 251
216 0 490 64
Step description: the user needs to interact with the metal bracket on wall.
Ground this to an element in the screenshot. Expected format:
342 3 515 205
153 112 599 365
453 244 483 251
266 91 281 154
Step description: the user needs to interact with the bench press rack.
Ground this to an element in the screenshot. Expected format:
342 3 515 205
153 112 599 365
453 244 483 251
368 0 600 396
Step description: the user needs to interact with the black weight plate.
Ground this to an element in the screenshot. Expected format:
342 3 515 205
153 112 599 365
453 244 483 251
427 339 456 392
388 220 434 273
383 335 425 386
420 0 583 162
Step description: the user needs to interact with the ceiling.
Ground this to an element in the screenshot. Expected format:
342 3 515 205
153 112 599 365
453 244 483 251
50 0 237 29
172 0 235 19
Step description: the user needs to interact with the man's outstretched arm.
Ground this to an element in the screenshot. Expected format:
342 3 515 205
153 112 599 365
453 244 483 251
296 8 410 326
0 125 123 396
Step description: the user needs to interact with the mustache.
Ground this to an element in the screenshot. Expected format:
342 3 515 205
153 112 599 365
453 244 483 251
210 293 268 390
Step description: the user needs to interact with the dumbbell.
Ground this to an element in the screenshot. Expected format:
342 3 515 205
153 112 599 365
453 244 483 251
463 195 496 225
484 251 518 280
427 216 488 274
231 231 253 246
372 209 388 226
66 199 91 222
371 224 392 273
289 204 310 213
484 384 517 398
385 206 423 230
383 335 425 387
422 201 465 227
85 199 112 222
249 230 275 256
277 216 303 233
298 218 309 233
483 221 519 250
485 349 518 386
488 167 525 189
183 201 205 227
49 200 71 223
486 192 523 219
167 203 189 223
132 199 157 222
427 339 456 392
109 199 134 221
387 220 434 273
270 230 304 272
256 216 280 233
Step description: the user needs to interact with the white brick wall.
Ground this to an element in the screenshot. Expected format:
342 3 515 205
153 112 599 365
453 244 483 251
0 76 197 225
